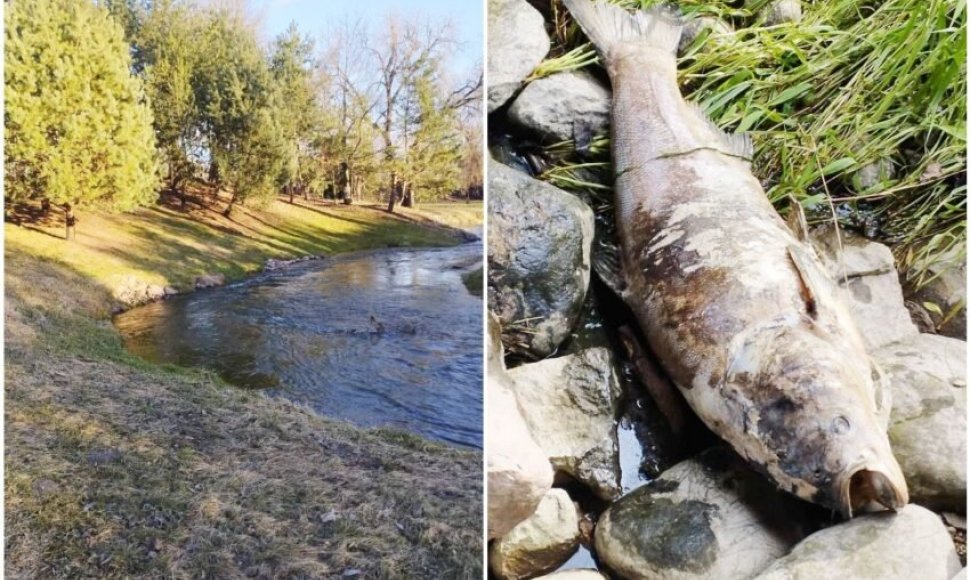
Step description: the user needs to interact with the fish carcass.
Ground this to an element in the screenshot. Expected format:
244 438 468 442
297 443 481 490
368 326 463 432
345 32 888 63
564 0 908 516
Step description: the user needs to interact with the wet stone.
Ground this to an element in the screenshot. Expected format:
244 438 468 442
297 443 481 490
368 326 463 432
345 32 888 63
488 159 595 358
594 447 809 580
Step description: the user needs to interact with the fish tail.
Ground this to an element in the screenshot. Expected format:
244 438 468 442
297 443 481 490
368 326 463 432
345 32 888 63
563 0 682 63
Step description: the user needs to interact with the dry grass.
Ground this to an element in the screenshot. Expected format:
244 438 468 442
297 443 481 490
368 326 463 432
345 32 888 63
4 197 483 578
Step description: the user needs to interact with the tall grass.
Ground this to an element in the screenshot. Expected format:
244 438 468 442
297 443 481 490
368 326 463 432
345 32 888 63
536 0 966 285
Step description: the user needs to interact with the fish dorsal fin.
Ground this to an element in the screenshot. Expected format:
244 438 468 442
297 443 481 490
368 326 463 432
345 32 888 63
686 102 754 161
787 243 833 322
786 194 810 242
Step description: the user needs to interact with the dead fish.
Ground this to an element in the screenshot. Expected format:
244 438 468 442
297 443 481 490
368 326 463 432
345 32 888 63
564 0 908 517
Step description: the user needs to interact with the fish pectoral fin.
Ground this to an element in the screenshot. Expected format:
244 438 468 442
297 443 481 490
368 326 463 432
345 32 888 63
787 243 835 322
785 194 811 242
617 325 687 437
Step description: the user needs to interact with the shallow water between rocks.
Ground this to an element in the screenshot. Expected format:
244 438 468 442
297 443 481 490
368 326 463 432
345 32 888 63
114 241 484 449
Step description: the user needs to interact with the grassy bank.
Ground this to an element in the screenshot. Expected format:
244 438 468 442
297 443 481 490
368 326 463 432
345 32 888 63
5 197 483 578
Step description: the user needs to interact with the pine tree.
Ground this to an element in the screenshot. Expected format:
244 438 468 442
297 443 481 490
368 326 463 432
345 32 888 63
193 9 286 217
270 23 321 204
5 0 160 239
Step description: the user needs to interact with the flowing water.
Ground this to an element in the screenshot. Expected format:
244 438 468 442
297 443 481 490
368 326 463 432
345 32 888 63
114 241 483 449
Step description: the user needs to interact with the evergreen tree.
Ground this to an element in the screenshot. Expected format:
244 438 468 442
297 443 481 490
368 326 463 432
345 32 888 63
193 9 286 216
404 70 463 206
270 23 322 203
5 0 160 239
128 0 201 202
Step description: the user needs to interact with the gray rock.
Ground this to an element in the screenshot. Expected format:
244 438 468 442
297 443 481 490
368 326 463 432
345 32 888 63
509 347 622 500
488 159 595 358
488 313 555 539
811 226 918 350
163 286 179 296
851 157 896 191
194 273 227 289
906 243 966 339
595 447 809 580
489 488 580 579
753 505 961 580
764 0 803 25
877 333 967 511
488 0 549 112
507 71 611 143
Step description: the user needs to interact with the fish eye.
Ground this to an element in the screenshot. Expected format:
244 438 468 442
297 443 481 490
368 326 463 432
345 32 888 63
831 415 851 435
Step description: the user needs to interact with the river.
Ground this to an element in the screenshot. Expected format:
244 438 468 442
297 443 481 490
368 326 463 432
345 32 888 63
114 241 483 448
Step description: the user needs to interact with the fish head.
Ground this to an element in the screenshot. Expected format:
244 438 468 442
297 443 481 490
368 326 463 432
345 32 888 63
743 328 909 517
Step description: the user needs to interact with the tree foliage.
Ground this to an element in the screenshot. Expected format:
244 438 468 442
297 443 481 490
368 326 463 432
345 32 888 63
5 0 160 212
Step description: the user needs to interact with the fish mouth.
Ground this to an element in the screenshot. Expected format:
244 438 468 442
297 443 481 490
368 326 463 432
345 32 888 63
840 467 909 517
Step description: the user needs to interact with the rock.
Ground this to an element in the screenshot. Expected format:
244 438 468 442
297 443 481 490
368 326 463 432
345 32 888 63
906 299 938 333
876 333 966 511
811 226 918 350
509 347 622 500
163 286 179 296
534 571 607 579
194 273 226 289
115 276 167 305
488 0 549 112
507 71 611 143
488 313 555 539
954 568 967 580
679 17 734 55
595 447 809 580
488 159 595 358
753 505 961 580
851 157 896 191
489 488 580 579
906 243 966 339
763 0 803 25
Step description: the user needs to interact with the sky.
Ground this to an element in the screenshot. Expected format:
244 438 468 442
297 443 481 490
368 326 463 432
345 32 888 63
250 0 483 76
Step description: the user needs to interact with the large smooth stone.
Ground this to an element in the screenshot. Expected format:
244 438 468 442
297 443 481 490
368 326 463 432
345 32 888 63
489 488 580 579
488 314 554 539
534 571 607 579
753 505 961 580
509 347 622 500
488 0 549 112
488 159 594 358
877 333 967 511
812 226 918 350
763 0 803 25
595 448 809 580
507 71 611 143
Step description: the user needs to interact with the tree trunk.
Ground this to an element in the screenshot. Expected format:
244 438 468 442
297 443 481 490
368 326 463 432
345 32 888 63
41 198 51 216
401 181 414 208
63 203 76 240
288 183 295 204
341 163 352 205
223 190 237 218
387 172 398 213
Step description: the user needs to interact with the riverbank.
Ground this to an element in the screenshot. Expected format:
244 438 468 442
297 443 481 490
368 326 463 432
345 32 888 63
5 197 483 578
